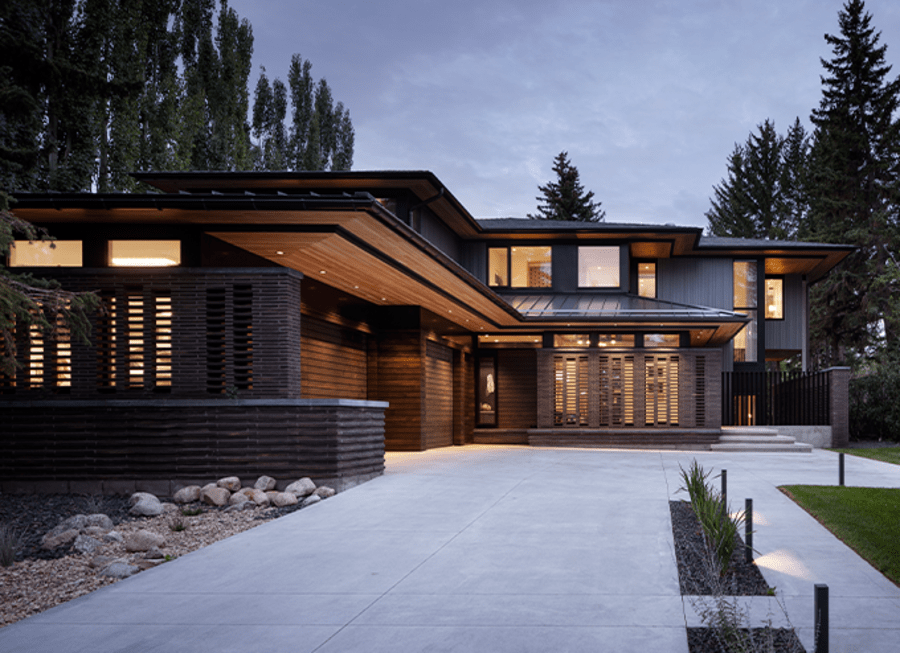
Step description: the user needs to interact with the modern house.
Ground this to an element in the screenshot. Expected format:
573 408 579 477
1 171 853 493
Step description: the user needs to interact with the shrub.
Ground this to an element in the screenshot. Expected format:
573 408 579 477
679 461 745 577
850 367 900 442
0 522 23 567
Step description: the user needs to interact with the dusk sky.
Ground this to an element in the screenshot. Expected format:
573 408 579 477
228 0 900 230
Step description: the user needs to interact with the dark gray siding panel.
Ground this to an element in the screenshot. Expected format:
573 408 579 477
420 211 461 262
765 274 804 351
658 258 732 309
461 241 487 281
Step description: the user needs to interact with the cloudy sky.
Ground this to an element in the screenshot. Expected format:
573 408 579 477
229 0 900 229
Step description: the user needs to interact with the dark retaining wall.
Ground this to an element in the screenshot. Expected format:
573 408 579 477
0 398 386 495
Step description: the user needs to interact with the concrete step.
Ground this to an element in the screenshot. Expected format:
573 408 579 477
712 426 812 453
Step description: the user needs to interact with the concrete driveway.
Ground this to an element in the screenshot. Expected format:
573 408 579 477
1 446 898 652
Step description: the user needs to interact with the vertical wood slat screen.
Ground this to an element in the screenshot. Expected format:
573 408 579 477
644 355 680 427
598 354 635 427
126 287 144 389
553 354 588 427
232 285 253 390
206 288 227 393
695 356 706 427
154 292 173 387
96 291 117 390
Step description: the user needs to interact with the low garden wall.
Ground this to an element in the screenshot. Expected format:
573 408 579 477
0 398 387 495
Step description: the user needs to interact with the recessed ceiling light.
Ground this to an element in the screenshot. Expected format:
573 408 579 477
275 251 284 255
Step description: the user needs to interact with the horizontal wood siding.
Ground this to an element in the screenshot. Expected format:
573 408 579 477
0 401 385 493
375 332 424 450
425 340 453 448
301 314 368 399
496 349 537 429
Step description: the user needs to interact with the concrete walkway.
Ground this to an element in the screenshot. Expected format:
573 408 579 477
1 447 898 652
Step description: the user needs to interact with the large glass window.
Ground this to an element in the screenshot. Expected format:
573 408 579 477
644 334 680 348
765 278 784 320
638 262 656 298
554 334 590 348
9 240 82 267
511 246 552 288
733 261 758 363
598 334 635 347
488 248 508 287
110 240 180 267
578 246 619 287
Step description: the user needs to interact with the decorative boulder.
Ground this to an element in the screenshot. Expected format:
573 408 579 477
173 485 202 504
314 486 336 499
41 528 80 550
84 514 114 531
125 529 166 552
254 475 277 491
104 531 124 543
272 492 298 507
73 534 102 555
229 492 253 507
201 486 231 507
99 562 139 579
245 488 269 506
285 478 316 498
301 494 321 508
129 492 163 517
217 476 242 492
265 491 280 503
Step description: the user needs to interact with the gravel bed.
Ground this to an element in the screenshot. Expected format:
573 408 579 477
671 500 806 652
0 493 304 628
670 500 770 596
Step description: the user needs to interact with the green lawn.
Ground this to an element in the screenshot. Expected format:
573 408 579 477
780 485 900 587
830 447 900 466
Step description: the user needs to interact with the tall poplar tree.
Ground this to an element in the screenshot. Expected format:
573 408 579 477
805 0 900 366
528 151 605 222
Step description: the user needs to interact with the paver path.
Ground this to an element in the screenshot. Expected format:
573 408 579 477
1 446 898 652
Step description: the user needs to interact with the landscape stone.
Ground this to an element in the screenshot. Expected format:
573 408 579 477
314 486 336 499
301 494 321 508
254 475 277 491
229 492 252 507
125 529 166 552
224 500 256 512
129 492 163 517
103 531 124 543
265 491 280 503
272 492 298 507
73 534 102 555
285 478 316 498
41 528 80 550
201 486 231 507
89 555 117 569
144 546 165 559
173 485 202 504
161 502 179 514
47 515 88 537
84 514 114 531
246 488 269 506
201 482 218 493
83 526 109 538
99 562 139 579
217 476 242 492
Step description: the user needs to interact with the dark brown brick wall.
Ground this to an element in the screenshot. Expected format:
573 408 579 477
0 399 385 493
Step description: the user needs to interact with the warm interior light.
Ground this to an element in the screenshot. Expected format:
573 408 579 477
275 251 284 255
110 241 180 267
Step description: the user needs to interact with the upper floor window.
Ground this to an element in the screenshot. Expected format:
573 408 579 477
765 278 783 320
9 240 82 267
644 333 680 348
554 334 590 348
110 240 180 267
488 246 552 288
733 261 758 363
638 262 656 298
578 246 619 287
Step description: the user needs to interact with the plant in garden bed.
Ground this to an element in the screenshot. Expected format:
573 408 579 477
679 461 747 577
0 522 24 567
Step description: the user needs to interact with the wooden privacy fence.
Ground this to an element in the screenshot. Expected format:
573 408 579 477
722 369 832 426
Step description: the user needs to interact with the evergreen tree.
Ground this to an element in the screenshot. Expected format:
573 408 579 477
252 68 287 170
528 151 605 222
805 0 900 366
706 119 807 239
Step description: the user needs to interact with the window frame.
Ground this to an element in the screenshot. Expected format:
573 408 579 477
577 245 621 289
764 276 785 321
487 245 553 289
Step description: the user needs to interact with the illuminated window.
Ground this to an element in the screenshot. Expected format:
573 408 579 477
511 246 552 288
638 262 656 298
477 334 542 347
554 334 591 348
9 240 82 267
733 261 758 363
578 246 619 287
598 334 635 347
765 278 783 320
644 334 680 348
110 240 180 267
488 248 508 287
